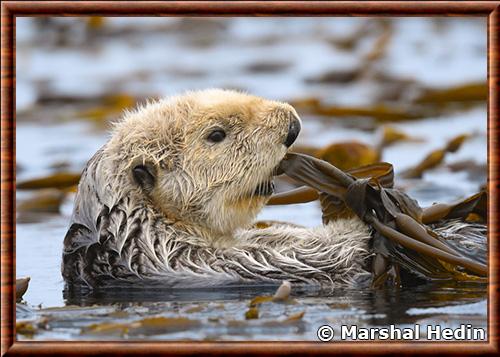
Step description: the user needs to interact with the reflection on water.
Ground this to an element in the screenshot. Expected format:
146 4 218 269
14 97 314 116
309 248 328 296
15 17 487 340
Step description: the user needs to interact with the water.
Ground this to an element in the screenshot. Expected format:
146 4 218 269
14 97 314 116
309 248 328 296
15 17 487 341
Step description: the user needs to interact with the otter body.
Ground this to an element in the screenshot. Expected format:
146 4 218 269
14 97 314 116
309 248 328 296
62 90 375 289
62 89 485 290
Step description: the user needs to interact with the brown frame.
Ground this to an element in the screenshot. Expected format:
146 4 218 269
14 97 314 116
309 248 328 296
1 1 499 355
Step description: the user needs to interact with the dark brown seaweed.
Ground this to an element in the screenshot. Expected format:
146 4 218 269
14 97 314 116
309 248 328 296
275 153 487 284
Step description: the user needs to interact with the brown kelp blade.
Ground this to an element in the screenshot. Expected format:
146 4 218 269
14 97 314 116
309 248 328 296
395 213 461 257
422 191 487 224
268 186 318 205
16 277 30 302
278 152 487 282
347 162 394 188
401 133 471 179
370 217 487 277
269 161 394 205
279 152 354 196
17 172 81 190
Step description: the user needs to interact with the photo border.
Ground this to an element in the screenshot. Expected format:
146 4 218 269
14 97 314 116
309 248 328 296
1 1 499 355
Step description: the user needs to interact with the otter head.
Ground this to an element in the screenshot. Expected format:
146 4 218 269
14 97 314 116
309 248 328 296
106 89 301 241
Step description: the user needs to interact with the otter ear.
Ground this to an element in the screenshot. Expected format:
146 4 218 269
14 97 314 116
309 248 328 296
132 164 155 192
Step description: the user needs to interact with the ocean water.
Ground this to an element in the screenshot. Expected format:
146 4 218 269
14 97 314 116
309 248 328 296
15 17 487 341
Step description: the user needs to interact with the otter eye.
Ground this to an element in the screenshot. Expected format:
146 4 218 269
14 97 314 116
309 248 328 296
207 129 226 143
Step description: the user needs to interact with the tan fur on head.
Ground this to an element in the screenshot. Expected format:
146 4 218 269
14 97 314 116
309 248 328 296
103 89 300 242
63 89 486 289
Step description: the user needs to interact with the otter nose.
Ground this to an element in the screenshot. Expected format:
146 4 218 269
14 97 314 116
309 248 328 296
284 114 301 147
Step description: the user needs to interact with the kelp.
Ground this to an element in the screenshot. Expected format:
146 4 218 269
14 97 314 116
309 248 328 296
447 160 487 183
82 316 200 337
290 142 380 173
16 277 30 302
79 93 136 123
402 134 471 178
17 172 81 190
245 307 260 320
273 153 487 286
16 316 50 338
246 281 295 320
305 68 361 84
293 128 420 173
17 189 66 213
414 82 487 106
17 173 79 216
86 17 105 31
310 20 392 84
269 161 394 222
16 321 37 337
363 20 393 64
283 311 305 322
245 61 291 74
289 81 486 124
289 97 420 122
183 305 205 314
272 141 382 192
379 126 423 148
316 142 380 171
306 103 421 122
249 281 294 307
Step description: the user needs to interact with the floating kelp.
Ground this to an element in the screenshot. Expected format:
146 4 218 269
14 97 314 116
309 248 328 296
402 134 471 178
379 126 424 148
244 61 291 74
81 321 129 337
17 189 66 214
297 101 422 122
315 142 380 171
290 81 486 124
82 316 201 337
17 172 81 190
414 82 487 107
273 153 487 286
245 282 300 321
249 281 294 307
16 277 30 302
293 127 420 172
79 94 136 123
16 321 37 338
305 68 361 84
86 17 105 31
245 307 259 320
284 311 305 322
421 191 486 224
446 160 487 183
183 305 205 314
328 35 359 52
16 316 50 338
363 20 393 64
131 316 200 336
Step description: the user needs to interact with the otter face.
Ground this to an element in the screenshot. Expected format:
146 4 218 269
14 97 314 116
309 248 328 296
112 89 301 240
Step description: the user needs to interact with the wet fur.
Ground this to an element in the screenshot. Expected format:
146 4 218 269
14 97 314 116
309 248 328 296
63 149 373 288
62 89 485 290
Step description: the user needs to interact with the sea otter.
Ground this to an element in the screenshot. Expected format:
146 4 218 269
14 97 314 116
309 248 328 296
62 89 486 290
